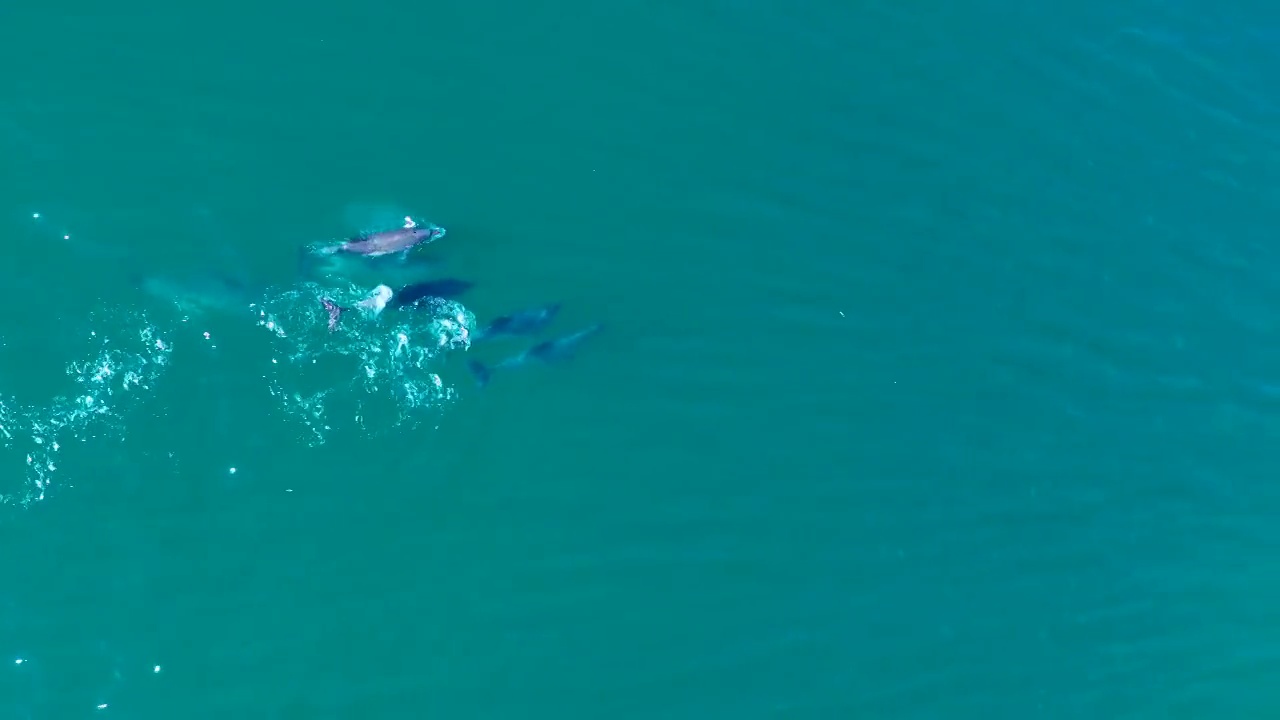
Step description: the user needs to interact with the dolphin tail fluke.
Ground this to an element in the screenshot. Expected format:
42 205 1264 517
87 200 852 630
320 298 345 332
467 359 493 388
315 244 342 256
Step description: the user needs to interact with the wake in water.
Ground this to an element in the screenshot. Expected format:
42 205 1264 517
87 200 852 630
250 279 474 445
0 208 469 503
2 202 600 505
0 307 171 505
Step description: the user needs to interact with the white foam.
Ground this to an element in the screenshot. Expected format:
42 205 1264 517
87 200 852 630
0 308 171 505
252 282 474 445
1 207 469 505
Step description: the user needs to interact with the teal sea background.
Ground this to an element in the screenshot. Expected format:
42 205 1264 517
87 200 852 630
4 0 1280 717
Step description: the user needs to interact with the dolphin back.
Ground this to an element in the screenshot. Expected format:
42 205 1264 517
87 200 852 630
534 323 602 362
481 303 562 339
393 278 475 306
465 323 601 388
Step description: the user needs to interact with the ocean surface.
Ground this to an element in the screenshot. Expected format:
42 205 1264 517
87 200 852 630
3 0 1280 717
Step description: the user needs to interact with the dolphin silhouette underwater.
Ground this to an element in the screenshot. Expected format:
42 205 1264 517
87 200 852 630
471 303 561 342
133 270 258 316
388 278 474 307
467 324 602 387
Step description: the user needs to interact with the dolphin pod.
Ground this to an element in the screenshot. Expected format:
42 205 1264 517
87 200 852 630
297 216 601 386
466 323 603 387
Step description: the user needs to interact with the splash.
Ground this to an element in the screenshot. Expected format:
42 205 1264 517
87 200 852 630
1 207 472 505
251 281 474 445
0 307 171 505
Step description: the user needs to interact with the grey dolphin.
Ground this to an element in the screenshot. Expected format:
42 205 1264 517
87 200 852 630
467 324 602 387
317 224 444 258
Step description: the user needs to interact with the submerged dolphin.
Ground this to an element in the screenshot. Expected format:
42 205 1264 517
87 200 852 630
317 222 444 258
473 303 561 342
467 324 602 387
134 270 258 316
388 278 474 307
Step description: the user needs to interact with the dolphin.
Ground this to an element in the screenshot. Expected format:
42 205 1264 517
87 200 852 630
467 324 602 387
473 303 561 342
321 279 472 330
388 278 475 308
316 223 444 258
134 270 259 316
319 284 394 332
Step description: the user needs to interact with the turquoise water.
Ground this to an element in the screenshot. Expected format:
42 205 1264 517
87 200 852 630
4 1 1280 717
